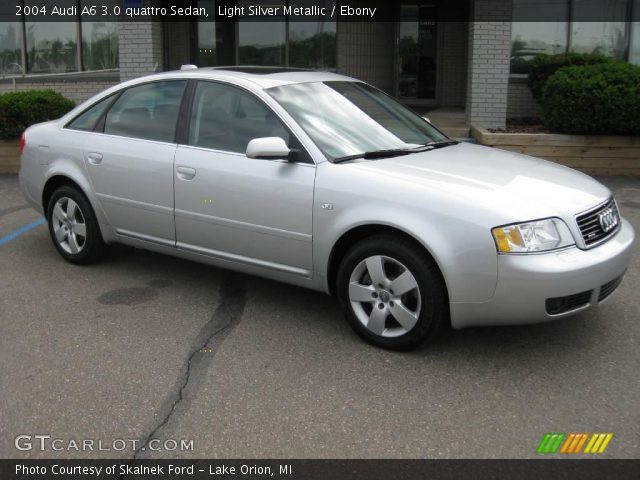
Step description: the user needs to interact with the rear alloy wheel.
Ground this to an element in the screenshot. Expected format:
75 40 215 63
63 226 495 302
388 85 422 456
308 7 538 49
51 197 87 255
47 186 106 264
337 234 447 350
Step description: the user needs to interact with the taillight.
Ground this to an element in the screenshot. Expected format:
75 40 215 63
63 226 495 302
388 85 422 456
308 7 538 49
19 131 26 155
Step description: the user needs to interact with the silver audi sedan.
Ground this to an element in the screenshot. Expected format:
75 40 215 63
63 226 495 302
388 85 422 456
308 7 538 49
19 67 635 350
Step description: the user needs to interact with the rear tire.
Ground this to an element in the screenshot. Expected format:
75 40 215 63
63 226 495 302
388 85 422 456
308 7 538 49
336 234 448 350
46 186 107 265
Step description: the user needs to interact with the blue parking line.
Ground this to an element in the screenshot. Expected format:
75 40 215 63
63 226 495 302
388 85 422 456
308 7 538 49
0 217 46 246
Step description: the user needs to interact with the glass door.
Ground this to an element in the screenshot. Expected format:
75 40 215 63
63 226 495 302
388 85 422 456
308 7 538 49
397 4 438 102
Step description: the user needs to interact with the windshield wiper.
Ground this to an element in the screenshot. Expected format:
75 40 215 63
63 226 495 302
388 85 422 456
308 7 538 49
423 139 459 149
332 142 456 164
333 148 412 164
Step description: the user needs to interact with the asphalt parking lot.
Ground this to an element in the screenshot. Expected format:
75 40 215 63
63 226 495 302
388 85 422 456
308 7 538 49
1 173 639 459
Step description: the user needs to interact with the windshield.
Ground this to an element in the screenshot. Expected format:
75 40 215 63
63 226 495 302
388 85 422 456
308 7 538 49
265 81 448 161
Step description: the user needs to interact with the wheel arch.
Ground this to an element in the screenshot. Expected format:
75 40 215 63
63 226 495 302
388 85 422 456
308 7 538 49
41 172 113 244
42 175 86 218
326 224 450 306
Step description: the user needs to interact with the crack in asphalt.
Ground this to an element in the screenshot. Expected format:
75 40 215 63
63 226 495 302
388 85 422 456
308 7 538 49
126 271 247 464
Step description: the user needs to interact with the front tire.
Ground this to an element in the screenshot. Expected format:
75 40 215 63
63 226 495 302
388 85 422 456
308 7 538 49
336 234 448 350
47 186 106 264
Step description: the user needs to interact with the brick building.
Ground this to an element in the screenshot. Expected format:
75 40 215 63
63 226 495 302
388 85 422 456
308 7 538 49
1 0 638 129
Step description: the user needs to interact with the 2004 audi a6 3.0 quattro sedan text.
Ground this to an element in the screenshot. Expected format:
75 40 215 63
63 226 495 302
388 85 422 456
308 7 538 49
19 67 635 350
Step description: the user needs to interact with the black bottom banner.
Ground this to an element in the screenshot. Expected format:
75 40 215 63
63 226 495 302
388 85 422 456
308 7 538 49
2 459 639 480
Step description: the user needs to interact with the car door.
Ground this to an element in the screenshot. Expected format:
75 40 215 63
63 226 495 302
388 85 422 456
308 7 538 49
173 80 315 275
82 80 187 245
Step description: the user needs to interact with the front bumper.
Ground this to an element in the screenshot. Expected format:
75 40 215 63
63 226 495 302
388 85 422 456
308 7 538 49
450 218 635 329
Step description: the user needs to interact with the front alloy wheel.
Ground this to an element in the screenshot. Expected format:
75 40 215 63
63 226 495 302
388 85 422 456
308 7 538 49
348 255 421 338
337 234 448 350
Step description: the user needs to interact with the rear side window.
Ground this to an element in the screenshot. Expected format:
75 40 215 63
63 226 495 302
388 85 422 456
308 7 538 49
104 80 186 143
66 94 115 132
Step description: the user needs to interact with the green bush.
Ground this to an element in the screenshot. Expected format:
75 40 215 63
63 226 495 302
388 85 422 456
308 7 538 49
528 52 610 100
540 62 640 135
0 90 75 140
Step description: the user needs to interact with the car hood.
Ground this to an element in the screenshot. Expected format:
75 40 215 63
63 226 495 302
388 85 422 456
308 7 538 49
344 142 611 221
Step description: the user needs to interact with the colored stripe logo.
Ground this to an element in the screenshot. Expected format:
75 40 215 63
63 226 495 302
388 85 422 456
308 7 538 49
537 433 613 455
584 433 614 454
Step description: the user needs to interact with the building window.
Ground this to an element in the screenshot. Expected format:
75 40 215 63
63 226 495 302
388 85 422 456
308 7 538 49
631 25 640 64
26 21 78 74
196 0 218 66
398 5 438 99
238 0 287 66
628 0 640 64
511 0 638 72
570 0 628 60
0 0 118 76
0 22 22 75
288 20 336 69
511 1 569 73
196 0 337 70
81 0 118 71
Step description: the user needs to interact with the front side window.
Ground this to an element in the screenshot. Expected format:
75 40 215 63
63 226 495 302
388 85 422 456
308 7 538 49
187 81 291 154
266 81 446 160
104 81 186 143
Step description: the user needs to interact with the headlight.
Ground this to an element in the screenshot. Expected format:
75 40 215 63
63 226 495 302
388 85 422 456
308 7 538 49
492 218 574 253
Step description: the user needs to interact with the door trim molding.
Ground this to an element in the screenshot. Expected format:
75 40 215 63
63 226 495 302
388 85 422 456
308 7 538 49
96 192 174 215
174 208 312 243
177 241 312 278
117 229 176 247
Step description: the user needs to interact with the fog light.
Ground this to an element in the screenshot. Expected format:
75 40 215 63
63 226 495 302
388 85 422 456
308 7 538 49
545 297 567 315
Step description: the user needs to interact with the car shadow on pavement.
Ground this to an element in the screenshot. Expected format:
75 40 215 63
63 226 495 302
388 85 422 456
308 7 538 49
99 243 619 374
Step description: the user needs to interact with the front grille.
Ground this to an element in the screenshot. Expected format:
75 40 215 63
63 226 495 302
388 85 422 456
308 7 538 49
546 290 593 315
598 275 624 303
575 198 620 248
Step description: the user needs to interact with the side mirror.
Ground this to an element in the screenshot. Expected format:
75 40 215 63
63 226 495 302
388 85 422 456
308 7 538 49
246 137 291 160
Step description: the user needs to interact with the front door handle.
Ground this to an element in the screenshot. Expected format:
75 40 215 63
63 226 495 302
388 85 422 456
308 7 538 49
176 166 196 180
87 152 103 164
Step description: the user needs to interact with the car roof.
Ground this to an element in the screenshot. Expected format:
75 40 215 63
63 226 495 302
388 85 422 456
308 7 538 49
127 66 358 89
61 66 361 127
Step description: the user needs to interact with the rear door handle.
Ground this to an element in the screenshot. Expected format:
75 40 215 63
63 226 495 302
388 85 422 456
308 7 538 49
87 152 103 164
176 166 196 180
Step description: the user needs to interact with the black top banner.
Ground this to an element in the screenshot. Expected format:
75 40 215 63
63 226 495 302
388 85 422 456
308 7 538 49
2 459 640 480
2 0 639 23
